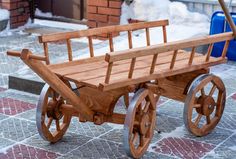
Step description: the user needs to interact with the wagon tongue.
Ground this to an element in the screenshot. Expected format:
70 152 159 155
218 0 236 37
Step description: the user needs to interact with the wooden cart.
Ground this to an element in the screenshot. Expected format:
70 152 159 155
7 1 236 158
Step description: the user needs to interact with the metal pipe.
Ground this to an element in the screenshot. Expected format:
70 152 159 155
218 0 236 37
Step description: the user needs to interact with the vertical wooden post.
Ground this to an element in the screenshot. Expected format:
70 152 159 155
109 33 114 52
162 26 167 43
43 43 50 65
188 47 196 65
146 28 151 46
66 39 73 61
128 58 136 78
88 36 94 57
150 54 158 74
128 30 133 49
170 50 178 69
221 40 230 58
206 44 214 62
105 62 113 84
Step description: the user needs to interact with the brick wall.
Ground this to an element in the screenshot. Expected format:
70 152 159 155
87 0 122 38
0 0 30 29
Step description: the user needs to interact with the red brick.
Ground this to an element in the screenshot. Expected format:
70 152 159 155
18 15 28 22
87 6 97 13
98 7 121 16
10 16 18 23
87 13 108 22
97 22 109 27
87 0 108 7
109 15 120 24
17 1 28 7
1 2 11 10
87 20 97 28
109 1 122 8
10 9 21 16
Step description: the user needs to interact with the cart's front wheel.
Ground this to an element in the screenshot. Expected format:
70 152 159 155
184 74 226 137
123 88 156 158
36 84 72 143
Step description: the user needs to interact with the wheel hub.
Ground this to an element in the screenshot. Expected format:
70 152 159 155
140 113 150 135
196 96 216 116
47 99 64 120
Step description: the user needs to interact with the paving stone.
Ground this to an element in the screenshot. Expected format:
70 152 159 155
224 96 236 115
25 133 91 155
61 139 128 159
15 109 36 122
157 100 184 119
204 147 236 159
0 114 8 121
142 152 177 159
0 138 15 150
153 137 215 159
0 98 36 116
0 75 8 87
219 134 236 149
217 113 236 131
0 87 6 92
68 117 113 138
0 89 38 104
0 144 60 159
0 118 37 142
156 115 183 134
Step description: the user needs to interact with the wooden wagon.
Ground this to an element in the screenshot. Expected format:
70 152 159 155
7 0 236 158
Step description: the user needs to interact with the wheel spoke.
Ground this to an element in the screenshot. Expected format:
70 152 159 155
201 88 206 96
209 85 217 96
47 117 53 129
193 104 201 108
132 132 139 143
140 135 145 146
143 101 150 113
194 114 202 126
56 120 60 131
206 116 211 124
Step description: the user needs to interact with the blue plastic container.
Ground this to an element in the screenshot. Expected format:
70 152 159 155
210 11 236 61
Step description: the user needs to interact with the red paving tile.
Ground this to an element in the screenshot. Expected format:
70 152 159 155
0 144 59 159
0 98 35 116
153 137 215 159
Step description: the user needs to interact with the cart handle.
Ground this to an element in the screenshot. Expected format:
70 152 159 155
219 0 236 37
7 50 47 61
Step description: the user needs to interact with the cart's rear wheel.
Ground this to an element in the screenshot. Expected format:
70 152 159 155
184 74 226 137
123 88 156 158
36 84 72 143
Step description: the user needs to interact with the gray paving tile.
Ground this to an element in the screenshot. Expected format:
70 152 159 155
0 137 15 150
68 117 113 138
0 118 37 142
157 115 183 134
24 133 91 155
15 109 36 122
224 97 236 115
204 147 236 159
0 114 8 121
157 100 184 119
217 113 236 131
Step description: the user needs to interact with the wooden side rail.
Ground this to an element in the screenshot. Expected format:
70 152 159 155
7 51 47 62
103 32 234 84
38 20 169 65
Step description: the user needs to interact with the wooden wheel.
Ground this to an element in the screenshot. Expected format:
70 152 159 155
184 74 226 137
123 88 156 158
36 84 72 143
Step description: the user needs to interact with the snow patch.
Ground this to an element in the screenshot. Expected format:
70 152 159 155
229 146 236 151
160 126 187 139
0 9 9 21
35 8 53 18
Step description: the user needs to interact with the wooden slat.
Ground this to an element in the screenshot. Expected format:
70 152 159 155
170 50 178 69
128 31 133 49
128 58 136 78
66 39 73 61
146 28 151 46
205 43 214 62
64 51 199 83
162 26 167 43
43 43 50 65
109 33 114 52
221 40 230 58
38 20 169 43
105 32 234 63
150 54 158 74
188 47 196 65
105 62 113 84
88 36 94 57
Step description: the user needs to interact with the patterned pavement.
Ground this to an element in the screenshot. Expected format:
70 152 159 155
1 30 236 159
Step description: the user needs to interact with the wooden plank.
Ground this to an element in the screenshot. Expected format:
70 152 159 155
64 51 193 83
205 43 214 62
105 62 113 84
128 58 136 78
43 43 50 65
188 47 196 65
88 36 94 57
221 40 230 58
105 32 234 63
128 31 133 49
150 54 158 74
162 26 167 43
170 50 178 69
66 39 73 61
146 28 151 46
109 33 114 52
38 20 169 43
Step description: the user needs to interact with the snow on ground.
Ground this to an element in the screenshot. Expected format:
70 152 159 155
0 9 9 21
